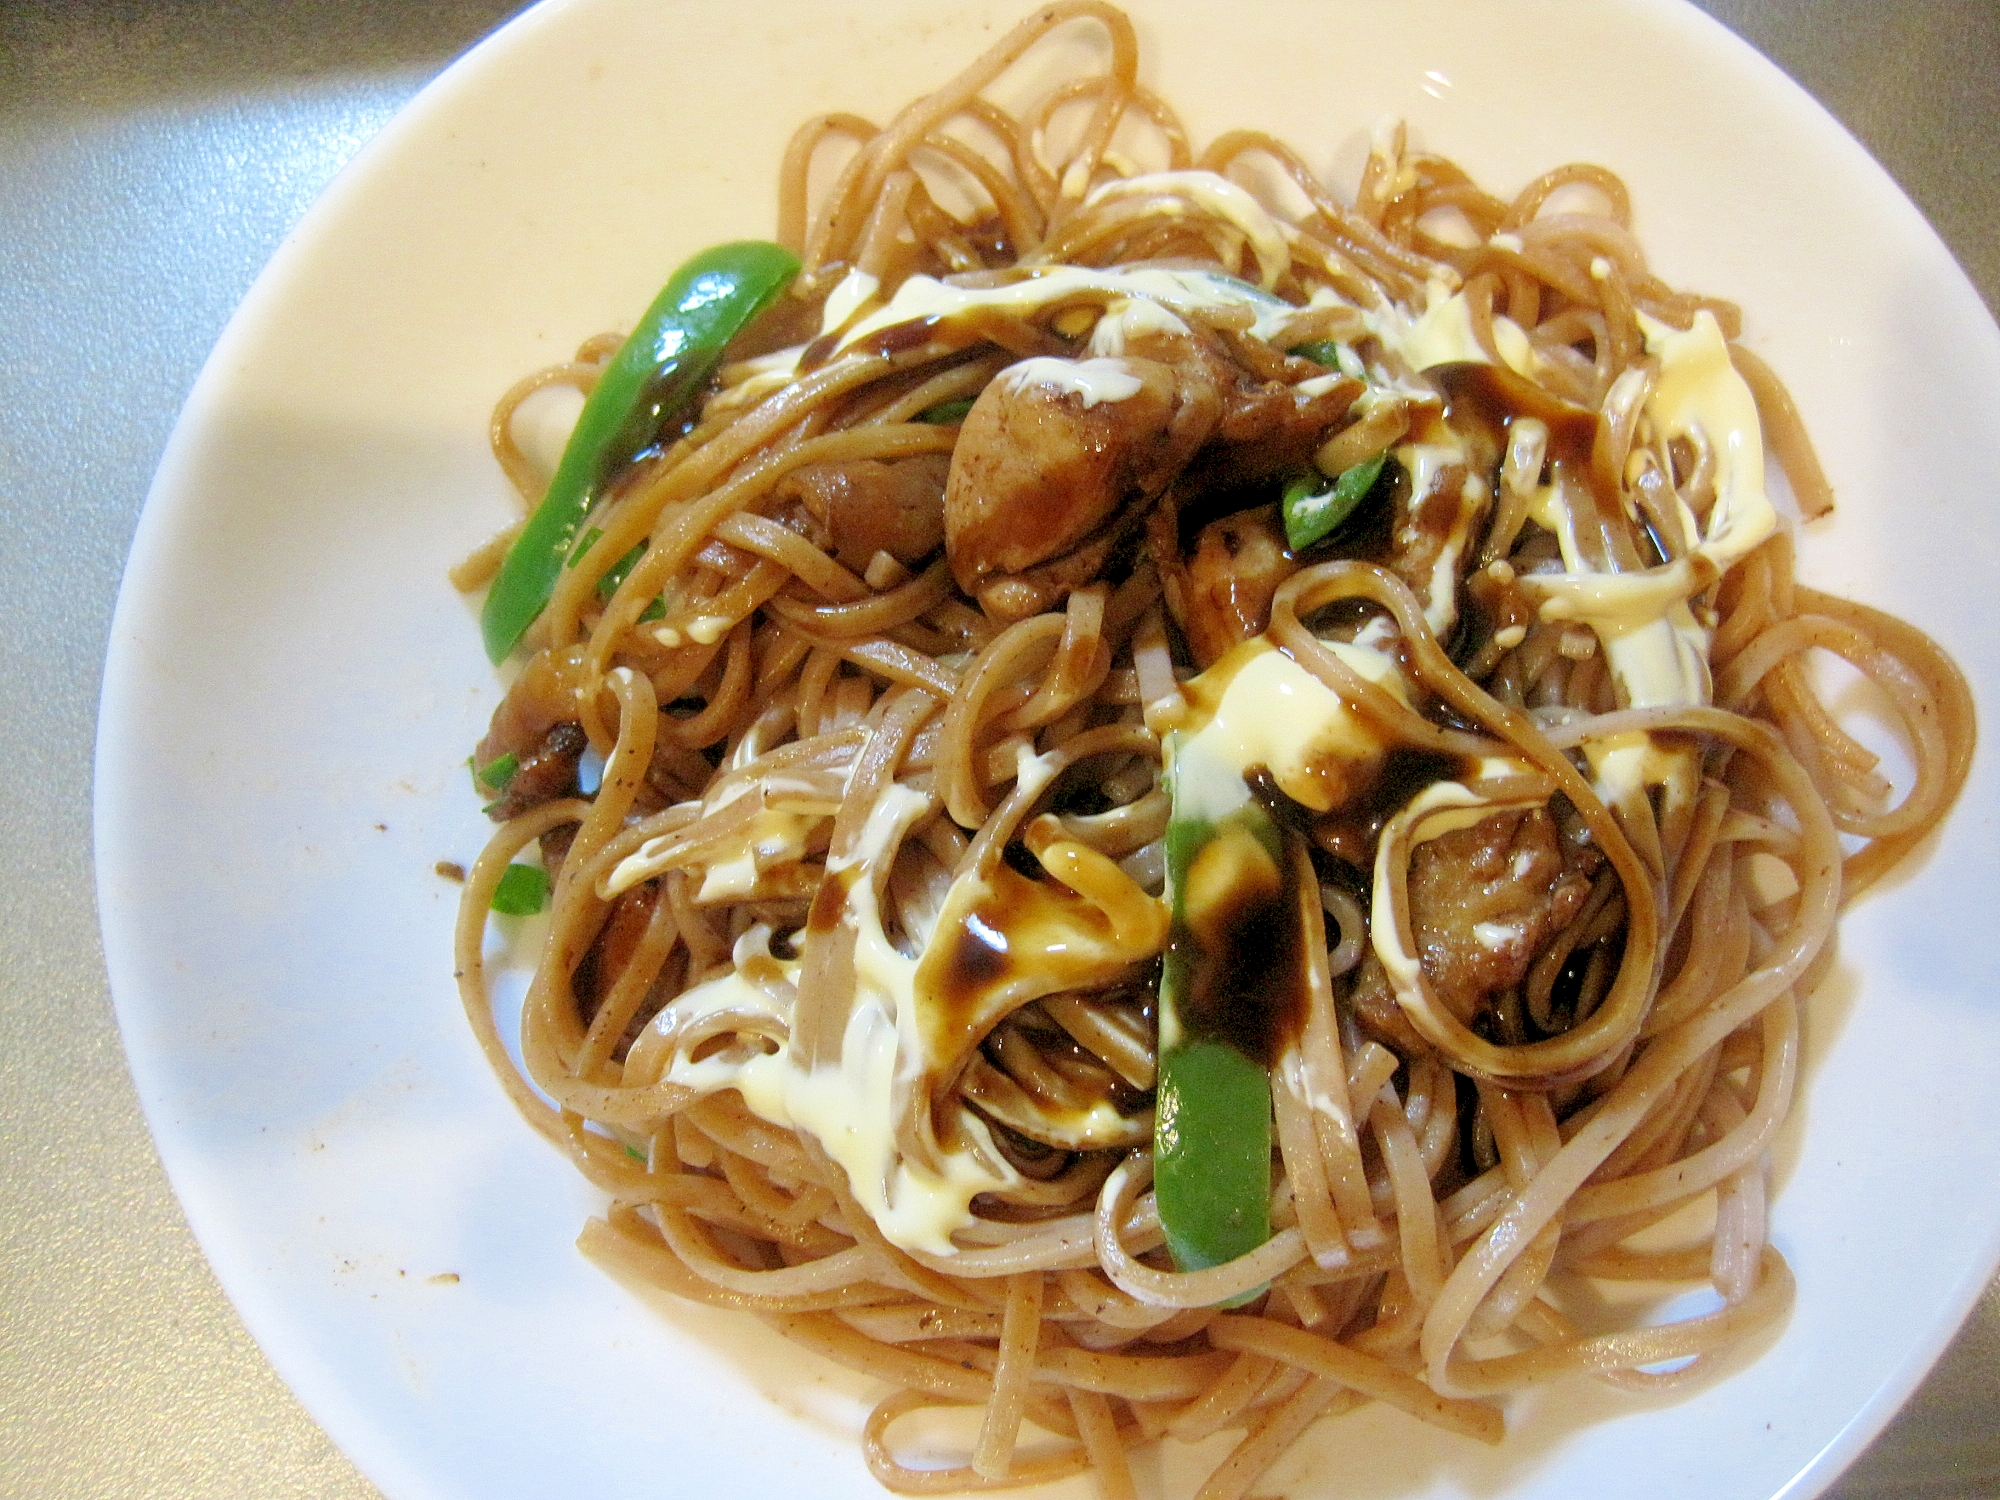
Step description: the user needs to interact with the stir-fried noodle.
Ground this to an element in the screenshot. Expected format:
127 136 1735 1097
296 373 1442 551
453 6 1974 1495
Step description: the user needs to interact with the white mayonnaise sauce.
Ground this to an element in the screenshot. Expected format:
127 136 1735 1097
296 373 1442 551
1087 295 1191 356
1170 636 1409 824
601 774 831 902
829 263 1298 362
1511 309 1774 807
1076 170 1292 288
1001 355 1145 407
641 785 1020 1256
1642 309 1775 579
1523 309 1774 714
1360 280 1539 381
692 807 814 901
818 267 882 337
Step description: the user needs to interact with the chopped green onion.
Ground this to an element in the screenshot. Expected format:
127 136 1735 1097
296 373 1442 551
472 752 520 794
918 396 977 425
1282 452 1390 553
490 863 551 916
1289 339 1344 368
588 538 664 622
624 1144 647 1162
595 540 647 600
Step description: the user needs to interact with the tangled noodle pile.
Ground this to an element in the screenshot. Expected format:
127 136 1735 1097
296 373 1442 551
452 6 1973 1496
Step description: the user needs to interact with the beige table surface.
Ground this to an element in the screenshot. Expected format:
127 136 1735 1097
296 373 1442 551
2 2 1996 1496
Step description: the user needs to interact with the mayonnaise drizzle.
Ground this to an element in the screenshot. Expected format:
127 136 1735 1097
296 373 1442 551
1171 635 1409 823
1087 295 1191 356
1360 281 1538 381
1516 310 1774 807
640 785 1019 1256
1001 355 1145 407
828 264 1297 362
818 267 881 337
1521 309 1774 711
1076 170 1291 288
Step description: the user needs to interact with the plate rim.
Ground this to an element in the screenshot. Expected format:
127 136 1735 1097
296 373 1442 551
93 2 2000 1498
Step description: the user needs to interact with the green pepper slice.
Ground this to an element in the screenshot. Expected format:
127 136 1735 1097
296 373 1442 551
479 240 801 661
917 396 977 425
1281 452 1389 553
1154 735 1289 1298
471 751 519 794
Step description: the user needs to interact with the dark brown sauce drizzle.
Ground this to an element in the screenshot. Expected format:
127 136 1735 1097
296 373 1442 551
936 906 1011 1014
1227 747 1483 1080
1312 745 1476 869
1430 359 1624 550
1168 823 1307 1069
805 865 856 934
925 865 1081 1068
1432 360 1597 465
800 313 945 372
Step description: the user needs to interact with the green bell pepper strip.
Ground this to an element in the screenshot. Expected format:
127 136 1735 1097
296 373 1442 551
1153 736 1280 1300
1281 451 1388 553
479 240 802 662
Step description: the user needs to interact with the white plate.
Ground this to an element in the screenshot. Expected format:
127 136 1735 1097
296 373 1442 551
94 1 2000 1497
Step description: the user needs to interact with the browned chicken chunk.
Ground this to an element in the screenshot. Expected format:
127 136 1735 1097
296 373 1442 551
774 452 951 572
1350 806 1595 1042
476 646 588 820
1176 503 1299 667
482 721 586 821
944 354 1213 621
573 881 662 1037
1104 318 1362 495
1385 454 1475 623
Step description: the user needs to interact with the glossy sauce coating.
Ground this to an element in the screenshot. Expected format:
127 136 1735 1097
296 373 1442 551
1312 744 1475 868
1169 817 1306 1068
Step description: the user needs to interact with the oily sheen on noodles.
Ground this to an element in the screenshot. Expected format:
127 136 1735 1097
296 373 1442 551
451 5 1974 1496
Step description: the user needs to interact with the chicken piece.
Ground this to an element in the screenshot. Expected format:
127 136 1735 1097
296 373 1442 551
946 318 1362 624
483 721 587 822
1405 807 1594 1022
476 645 580 766
1177 503 1299 668
1103 320 1361 653
1351 806 1594 1035
1347 805 1598 1047
1111 321 1363 505
773 453 951 572
944 354 1215 621
1383 452 1478 636
476 645 589 820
